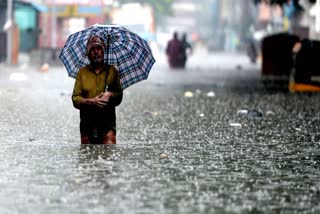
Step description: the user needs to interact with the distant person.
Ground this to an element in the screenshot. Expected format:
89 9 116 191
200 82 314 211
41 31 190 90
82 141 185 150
165 32 184 69
180 33 192 68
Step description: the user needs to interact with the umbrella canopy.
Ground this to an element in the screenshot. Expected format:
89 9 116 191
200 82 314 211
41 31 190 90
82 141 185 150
59 24 156 89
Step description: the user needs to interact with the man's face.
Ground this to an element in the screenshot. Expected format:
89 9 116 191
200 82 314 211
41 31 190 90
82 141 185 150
88 44 104 64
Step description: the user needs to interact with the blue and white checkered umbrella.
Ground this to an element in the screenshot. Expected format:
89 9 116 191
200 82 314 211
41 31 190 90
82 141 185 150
59 24 156 89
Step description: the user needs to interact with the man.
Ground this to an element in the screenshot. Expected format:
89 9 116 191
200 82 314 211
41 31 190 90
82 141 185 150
165 32 184 69
72 36 123 144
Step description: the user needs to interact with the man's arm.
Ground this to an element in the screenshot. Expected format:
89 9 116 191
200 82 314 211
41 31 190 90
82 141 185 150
72 71 84 109
101 66 123 107
72 69 107 109
108 91 123 107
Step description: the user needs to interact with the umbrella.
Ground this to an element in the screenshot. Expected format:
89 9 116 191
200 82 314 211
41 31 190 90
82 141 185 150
59 24 156 89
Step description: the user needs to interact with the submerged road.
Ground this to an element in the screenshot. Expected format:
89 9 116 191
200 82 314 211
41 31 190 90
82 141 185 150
0 52 319 213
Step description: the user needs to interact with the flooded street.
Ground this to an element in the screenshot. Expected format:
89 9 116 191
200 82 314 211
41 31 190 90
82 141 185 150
0 53 320 213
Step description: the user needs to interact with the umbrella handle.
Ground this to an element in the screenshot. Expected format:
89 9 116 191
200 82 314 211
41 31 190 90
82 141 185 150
106 34 111 64
105 34 111 92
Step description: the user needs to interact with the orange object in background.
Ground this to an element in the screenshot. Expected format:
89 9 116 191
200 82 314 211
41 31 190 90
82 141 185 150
290 39 320 92
289 82 320 92
12 23 19 65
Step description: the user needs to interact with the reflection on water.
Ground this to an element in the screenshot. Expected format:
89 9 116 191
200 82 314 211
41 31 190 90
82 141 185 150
0 124 320 213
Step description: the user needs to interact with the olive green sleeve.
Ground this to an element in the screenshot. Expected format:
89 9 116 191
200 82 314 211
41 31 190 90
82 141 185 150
72 70 84 109
108 66 123 107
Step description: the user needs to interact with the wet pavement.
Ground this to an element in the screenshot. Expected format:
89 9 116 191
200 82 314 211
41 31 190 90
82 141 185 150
0 52 320 213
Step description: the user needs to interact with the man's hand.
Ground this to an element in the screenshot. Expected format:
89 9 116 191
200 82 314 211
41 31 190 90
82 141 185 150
81 94 108 108
99 91 113 103
91 95 108 108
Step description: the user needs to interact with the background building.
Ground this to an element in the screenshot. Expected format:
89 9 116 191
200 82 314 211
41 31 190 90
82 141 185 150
0 0 40 63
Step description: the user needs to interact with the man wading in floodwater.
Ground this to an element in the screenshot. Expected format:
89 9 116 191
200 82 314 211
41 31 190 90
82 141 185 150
72 36 123 144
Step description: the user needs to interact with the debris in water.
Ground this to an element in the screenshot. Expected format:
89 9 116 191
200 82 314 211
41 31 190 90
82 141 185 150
184 91 193 97
143 111 159 117
207 91 215 97
144 112 152 116
237 109 248 114
266 110 275 115
237 109 263 118
247 110 263 118
230 123 242 127
160 153 168 158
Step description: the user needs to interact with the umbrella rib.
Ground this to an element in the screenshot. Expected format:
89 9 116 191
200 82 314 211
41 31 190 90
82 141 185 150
59 25 155 89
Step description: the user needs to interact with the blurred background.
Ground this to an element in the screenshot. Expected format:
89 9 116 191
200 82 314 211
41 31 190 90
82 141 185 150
1 0 319 66
1 2 320 213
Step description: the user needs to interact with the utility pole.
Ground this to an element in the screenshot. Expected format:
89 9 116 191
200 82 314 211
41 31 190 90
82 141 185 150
315 0 320 33
51 0 57 56
6 0 13 65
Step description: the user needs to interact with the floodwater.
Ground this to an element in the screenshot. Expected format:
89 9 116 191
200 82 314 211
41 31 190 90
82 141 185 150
0 55 320 213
